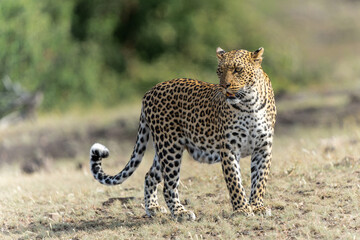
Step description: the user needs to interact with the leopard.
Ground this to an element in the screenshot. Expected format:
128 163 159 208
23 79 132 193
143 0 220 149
90 47 276 221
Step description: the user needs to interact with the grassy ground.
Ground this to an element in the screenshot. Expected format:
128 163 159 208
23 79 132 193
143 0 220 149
1 108 360 239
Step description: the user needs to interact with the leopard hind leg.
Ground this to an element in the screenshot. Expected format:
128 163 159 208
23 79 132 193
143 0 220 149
159 140 196 221
144 153 167 216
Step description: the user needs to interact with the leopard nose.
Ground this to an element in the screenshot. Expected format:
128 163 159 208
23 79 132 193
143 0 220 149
221 83 231 89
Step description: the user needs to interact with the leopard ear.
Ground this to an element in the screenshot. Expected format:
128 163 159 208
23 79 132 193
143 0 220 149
216 47 225 60
252 47 264 64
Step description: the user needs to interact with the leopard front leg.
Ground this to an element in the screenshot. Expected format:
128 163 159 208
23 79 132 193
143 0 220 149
249 144 272 216
221 147 253 216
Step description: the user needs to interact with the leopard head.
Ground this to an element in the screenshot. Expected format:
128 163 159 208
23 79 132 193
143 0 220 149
216 47 265 98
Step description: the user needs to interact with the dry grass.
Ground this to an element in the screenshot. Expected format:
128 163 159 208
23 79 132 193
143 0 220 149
1 113 360 239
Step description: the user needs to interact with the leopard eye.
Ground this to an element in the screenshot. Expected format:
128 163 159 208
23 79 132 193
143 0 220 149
233 67 243 74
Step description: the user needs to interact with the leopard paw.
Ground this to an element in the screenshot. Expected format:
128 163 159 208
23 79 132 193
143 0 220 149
172 210 196 222
146 205 167 217
252 206 272 217
233 205 254 217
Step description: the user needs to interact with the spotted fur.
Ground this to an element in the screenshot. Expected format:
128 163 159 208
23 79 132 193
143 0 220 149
90 47 276 220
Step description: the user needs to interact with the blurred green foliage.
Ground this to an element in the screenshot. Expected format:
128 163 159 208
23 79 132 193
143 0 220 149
1 0 354 110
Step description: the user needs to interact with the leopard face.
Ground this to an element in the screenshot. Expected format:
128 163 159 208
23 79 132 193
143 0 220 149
216 47 264 97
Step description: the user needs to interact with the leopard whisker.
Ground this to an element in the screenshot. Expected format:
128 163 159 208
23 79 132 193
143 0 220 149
235 92 246 99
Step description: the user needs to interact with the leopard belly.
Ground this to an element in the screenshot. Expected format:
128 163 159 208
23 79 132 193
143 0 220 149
184 112 268 164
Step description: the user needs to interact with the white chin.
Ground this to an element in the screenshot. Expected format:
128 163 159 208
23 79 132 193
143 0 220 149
227 97 242 104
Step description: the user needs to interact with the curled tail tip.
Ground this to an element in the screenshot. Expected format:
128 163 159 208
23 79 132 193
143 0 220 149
90 143 110 159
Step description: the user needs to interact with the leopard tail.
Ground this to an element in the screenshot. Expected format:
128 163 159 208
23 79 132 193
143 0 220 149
89 109 149 185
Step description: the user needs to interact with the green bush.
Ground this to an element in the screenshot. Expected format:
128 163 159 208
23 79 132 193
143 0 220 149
0 0 324 111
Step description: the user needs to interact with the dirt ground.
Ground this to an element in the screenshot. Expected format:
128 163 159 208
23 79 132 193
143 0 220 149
0 91 360 239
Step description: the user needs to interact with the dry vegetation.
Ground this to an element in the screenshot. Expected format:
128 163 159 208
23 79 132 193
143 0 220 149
1 104 360 239
1 0 360 239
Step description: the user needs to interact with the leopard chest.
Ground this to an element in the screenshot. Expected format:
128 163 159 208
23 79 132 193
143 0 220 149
226 112 271 159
